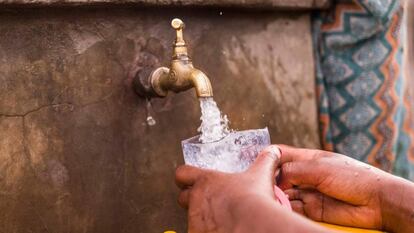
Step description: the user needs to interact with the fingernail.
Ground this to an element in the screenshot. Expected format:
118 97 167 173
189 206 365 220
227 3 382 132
263 145 281 160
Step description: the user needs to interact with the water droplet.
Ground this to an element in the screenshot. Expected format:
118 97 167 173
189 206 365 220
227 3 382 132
146 116 156 126
345 161 350 165
145 98 156 127
219 11 223 15
354 172 359 177
365 166 371 170
376 176 380 181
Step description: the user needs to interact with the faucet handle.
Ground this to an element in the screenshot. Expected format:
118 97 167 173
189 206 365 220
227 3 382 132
171 18 185 30
171 18 186 47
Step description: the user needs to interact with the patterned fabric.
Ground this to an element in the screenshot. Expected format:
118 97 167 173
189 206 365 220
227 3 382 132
313 0 414 180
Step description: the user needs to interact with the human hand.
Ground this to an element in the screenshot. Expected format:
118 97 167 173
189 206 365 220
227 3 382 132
175 145 328 233
277 145 401 231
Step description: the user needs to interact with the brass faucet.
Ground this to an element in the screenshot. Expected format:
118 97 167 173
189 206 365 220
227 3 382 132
133 18 213 98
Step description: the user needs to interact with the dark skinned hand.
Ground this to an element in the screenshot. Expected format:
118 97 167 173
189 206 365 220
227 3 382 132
278 145 414 233
175 145 329 233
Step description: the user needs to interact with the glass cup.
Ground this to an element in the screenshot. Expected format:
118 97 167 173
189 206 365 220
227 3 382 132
181 128 271 173
181 127 291 209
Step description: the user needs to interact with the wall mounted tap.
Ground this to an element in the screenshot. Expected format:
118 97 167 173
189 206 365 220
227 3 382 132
133 18 213 98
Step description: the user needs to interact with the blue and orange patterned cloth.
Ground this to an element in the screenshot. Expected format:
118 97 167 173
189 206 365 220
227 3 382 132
313 0 414 180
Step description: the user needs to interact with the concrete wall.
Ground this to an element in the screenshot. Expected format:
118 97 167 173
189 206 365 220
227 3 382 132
0 0 330 8
0 5 320 233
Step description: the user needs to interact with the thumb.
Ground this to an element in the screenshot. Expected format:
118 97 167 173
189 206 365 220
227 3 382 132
248 145 281 178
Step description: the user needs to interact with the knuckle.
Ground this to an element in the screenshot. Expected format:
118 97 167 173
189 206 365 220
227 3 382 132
261 152 276 163
175 165 186 178
282 162 295 175
263 146 281 160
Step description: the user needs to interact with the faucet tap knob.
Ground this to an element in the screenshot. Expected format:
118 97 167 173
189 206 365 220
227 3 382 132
171 18 185 46
171 18 188 59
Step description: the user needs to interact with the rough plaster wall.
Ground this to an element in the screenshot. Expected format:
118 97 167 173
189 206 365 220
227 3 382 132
0 7 319 233
0 0 330 9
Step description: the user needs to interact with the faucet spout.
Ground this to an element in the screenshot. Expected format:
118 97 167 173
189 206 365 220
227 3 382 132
145 66 213 98
191 69 213 97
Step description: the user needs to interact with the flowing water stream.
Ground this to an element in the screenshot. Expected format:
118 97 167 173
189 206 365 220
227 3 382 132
197 97 230 143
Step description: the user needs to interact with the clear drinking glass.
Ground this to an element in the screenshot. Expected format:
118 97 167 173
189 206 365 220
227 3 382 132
181 128 271 173
181 127 292 209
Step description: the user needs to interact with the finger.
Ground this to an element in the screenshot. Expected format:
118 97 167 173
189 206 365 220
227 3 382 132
321 197 381 229
286 189 380 229
278 144 328 165
278 161 326 190
248 145 281 177
284 188 301 200
175 165 205 188
285 189 325 221
290 200 305 216
178 189 191 209
280 161 371 206
278 177 293 190
187 189 208 233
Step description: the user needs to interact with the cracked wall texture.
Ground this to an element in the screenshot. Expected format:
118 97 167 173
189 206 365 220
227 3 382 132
0 7 320 233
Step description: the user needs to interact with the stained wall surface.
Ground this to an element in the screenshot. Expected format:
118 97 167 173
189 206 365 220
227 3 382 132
0 0 330 8
0 7 320 233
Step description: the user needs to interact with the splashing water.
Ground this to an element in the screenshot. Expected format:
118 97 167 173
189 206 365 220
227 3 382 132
182 97 270 173
198 97 230 143
182 128 270 173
